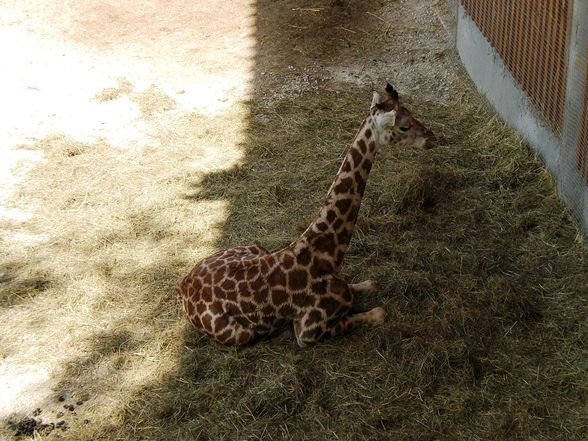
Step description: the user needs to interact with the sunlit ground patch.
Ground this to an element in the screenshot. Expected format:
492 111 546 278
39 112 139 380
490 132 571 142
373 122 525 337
0 0 256 429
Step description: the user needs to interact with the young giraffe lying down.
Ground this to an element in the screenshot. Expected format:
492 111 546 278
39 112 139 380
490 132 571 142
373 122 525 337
177 84 436 346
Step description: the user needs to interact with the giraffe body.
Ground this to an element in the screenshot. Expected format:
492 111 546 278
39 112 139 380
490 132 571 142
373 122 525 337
177 84 436 346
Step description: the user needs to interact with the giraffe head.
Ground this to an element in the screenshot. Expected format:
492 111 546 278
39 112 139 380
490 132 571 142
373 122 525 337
371 83 437 149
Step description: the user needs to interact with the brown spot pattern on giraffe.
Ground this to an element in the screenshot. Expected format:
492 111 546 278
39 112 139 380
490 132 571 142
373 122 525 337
355 172 366 195
336 198 352 215
326 210 337 223
306 309 324 325
267 267 286 286
350 149 362 167
288 269 308 290
253 288 268 304
337 228 351 245
357 139 367 154
311 279 328 294
279 304 295 317
312 233 336 253
311 257 334 276
271 289 288 305
334 177 353 193
362 159 372 173
250 275 264 291
201 314 213 332
347 206 358 223
297 247 312 266
282 254 295 269
316 222 329 232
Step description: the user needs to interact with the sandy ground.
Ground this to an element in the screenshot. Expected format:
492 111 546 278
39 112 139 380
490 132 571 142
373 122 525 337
0 0 258 421
0 0 256 217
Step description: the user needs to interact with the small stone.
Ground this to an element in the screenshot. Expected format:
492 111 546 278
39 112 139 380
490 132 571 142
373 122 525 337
56 411 64 418
83 419 90 424
58 395 65 402
56 420 66 427
72 411 77 416
76 400 84 406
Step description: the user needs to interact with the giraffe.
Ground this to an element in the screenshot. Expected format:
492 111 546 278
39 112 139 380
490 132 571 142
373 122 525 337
176 83 436 347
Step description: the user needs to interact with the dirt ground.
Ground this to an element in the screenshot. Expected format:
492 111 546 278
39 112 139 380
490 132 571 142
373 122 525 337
1 0 587 440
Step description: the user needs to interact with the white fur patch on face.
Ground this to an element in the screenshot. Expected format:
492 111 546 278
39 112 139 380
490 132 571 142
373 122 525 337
371 91 381 108
373 110 396 131
372 110 397 146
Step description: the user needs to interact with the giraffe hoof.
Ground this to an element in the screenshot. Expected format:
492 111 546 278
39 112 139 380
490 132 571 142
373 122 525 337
365 280 378 293
369 307 386 325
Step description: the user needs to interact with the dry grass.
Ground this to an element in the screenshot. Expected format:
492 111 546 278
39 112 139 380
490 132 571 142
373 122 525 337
2 78 587 440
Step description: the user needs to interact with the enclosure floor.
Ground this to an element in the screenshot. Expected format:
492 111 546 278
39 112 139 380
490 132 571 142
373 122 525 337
0 1 586 440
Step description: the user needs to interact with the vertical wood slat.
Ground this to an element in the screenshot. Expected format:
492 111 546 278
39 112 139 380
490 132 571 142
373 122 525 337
541 2 553 125
496 0 506 66
576 55 588 182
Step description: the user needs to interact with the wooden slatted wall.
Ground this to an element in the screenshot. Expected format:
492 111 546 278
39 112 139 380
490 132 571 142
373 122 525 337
577 59 588 181
462 0 571 133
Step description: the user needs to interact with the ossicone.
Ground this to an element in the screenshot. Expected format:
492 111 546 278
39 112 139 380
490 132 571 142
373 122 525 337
385 83 399 101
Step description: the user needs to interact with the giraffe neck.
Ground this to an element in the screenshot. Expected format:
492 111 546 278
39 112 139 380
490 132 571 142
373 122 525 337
293 114 377 271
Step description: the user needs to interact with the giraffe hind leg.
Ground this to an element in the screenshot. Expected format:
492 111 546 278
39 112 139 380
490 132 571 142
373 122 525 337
294 307 386 347
349 280 377 295
327 307 386 339
212 315 257 346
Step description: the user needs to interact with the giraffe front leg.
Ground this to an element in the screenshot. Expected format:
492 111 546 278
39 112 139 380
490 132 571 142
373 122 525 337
293 276 354 347
349 279 377 295
327 307 386 339
293 317 326 348
292 276 385 347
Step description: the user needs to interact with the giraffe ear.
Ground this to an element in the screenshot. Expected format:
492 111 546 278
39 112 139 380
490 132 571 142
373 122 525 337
380 109 397 126
371 91 382 108
385 83 399 101
374 109 397 130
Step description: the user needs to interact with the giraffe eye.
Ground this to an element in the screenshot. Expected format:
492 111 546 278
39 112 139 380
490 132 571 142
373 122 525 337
399 126 410 132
